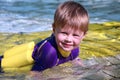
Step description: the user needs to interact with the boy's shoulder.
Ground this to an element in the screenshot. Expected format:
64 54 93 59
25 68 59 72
36 34 56 47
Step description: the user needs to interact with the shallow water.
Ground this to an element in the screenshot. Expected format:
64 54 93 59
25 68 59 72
0 0 120 33
0 22 120 80
0 0 120 80
0 55 120 80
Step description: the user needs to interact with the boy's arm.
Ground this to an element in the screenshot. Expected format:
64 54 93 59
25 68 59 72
71 48 84 67
31 41 58 71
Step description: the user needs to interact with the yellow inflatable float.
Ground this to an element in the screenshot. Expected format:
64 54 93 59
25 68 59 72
1 41 35 72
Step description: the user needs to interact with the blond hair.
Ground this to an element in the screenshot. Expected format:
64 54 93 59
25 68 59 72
53 1 89 34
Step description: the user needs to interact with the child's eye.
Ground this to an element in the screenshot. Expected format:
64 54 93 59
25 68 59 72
61 32 68 35
73 34 79 37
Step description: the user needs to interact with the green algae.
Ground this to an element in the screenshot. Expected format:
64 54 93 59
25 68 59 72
80 21 120 59
0 31 52 55
0 22 120 59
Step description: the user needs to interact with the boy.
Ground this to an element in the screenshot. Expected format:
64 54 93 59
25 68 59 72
0 1 89 72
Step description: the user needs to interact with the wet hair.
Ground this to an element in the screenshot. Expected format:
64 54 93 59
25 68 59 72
52 1 89 34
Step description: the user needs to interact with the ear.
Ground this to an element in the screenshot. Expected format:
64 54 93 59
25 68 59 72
80 33 86 41
82 35 85 40
52 23 55 33
52 27 55 33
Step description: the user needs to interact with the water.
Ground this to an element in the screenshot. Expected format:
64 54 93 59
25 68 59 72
0 22 120 80
0 55 120 80
0 0 120 33
0 0 120 80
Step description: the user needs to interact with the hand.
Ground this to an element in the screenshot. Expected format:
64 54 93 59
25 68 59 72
71 57 85 67
26 71 43 80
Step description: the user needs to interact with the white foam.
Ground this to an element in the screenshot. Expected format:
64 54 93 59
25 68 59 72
0 14 53 33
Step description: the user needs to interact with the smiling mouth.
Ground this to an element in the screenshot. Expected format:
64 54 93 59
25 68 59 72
62 43 72 48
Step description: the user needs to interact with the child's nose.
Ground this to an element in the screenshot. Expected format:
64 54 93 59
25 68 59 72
65 36 72 42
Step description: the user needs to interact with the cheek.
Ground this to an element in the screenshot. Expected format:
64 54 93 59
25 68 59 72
74 35 84 46
57 34 63 40
55 34 63 43
74 39 81 46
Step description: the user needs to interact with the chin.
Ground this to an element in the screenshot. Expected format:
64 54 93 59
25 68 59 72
63 48 73 52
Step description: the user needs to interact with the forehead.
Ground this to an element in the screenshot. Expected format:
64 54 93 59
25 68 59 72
58 25 83 34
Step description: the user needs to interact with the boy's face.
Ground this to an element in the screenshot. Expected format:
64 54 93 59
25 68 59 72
53 26 84 52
